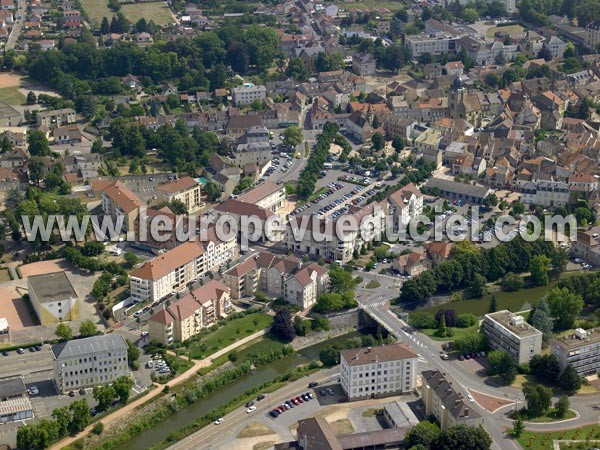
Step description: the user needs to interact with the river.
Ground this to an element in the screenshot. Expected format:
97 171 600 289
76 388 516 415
114 331 362 450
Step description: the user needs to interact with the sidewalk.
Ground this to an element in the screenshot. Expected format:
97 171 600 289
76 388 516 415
47 328 269 450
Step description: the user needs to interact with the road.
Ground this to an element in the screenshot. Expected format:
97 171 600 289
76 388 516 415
167 368 340 450
6 0 25 50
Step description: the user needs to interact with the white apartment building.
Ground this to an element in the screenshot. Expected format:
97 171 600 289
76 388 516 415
521 180 570 207
387 182 423 231
232 84 267 106
52 334 129 394
236 181 287 213
552 328 600 376
156 176 204 214
286 203 386 263
406 32 458 58
482 310 542 364
340 343 418 400
129 241 205 302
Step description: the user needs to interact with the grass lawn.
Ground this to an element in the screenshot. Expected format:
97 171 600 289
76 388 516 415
420 283 556 317
120 2 174 26
232 334 290 365
79 0 112 24
361 408 382 417
525 409 576 423
420 324 479 341
237 422 274 438
307 186 329 203
365 280 381 289
330 418 354 435
517 424 600 450
187 312 273 359
511 374 597 395
80 0 173 26
0 87 25 105
340 0 407 11
485 24 526 39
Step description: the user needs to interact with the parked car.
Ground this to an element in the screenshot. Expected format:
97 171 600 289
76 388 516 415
318 389 327 396
268 410 279 418
458 355 465 361
245 401 255 408
246 406 257 413
326 388 334 396
17 348 24 354
1 351 8 356
214 418 224 425
256 394 266 401
28 386 39 395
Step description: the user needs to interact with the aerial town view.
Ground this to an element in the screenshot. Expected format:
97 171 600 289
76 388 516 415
2 0 600 449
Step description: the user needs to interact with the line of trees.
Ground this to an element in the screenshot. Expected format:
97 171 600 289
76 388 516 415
404 422 492 450
397 238 567 304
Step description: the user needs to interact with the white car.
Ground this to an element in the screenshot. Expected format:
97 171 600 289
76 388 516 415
28 386 39 396
246 405 257 413
214 417 224 425
467 394 474 402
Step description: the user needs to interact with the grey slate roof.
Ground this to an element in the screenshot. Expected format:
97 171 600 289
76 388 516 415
51 334 127 360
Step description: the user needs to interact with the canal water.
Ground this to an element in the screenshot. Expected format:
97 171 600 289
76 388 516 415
115 331 362 450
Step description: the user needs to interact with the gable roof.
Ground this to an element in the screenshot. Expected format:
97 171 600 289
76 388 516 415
130 242 204 281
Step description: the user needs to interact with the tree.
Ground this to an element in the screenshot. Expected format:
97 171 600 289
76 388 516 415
555 395 570 418
52 406 71 436
100 16 110 35
405 420 440 448
26 91 37 105
435 309 458 328
469 273 487 298
392 135 405 152
512 418 524 438
482 193 498 209
271 309 296 342
286 58 309 82
1 135 11 154
528 298 553 343
372 132 385 151
488 294 497 313
319 347 339 366
282 126 303 147
27 129 51 156
487 350 516 385
204 181 221 202
523 384 552 417
434 425 491 450
122 251 138 269
462 7 479 23
329 266 357 293
126 338 140 370
511 201 525 216
436 315 449 338
500 273 524 291
27 156 46 187
454 332 487 353
108 0 121 11
55 322 72 340
79 320 98 337
69 399 91 433
93 384 116 412
557 365 581 394
547 287 583 331
529 255 551 286
113 375 134 403
530 354 561 383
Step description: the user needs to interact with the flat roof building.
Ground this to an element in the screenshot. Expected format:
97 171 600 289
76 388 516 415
482 310 542 364
552 327 600 376
0 378 33 424
27 271 79 325
52 334 128 394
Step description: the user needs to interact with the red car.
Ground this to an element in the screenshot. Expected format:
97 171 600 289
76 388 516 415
295 396 304 403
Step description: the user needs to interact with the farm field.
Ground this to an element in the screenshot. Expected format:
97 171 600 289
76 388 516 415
79 0 174 27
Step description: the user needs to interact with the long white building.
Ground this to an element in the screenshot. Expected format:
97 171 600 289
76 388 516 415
340 343 418 400
52 334 129 394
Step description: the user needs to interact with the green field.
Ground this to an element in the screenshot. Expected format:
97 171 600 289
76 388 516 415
485 24 526 39
187 312 273 359
339 0 407 11
420 324 479 341
419 283 557 317
120 2 174 26
0 87 25 105
517 424 600 450
80 0 174 26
